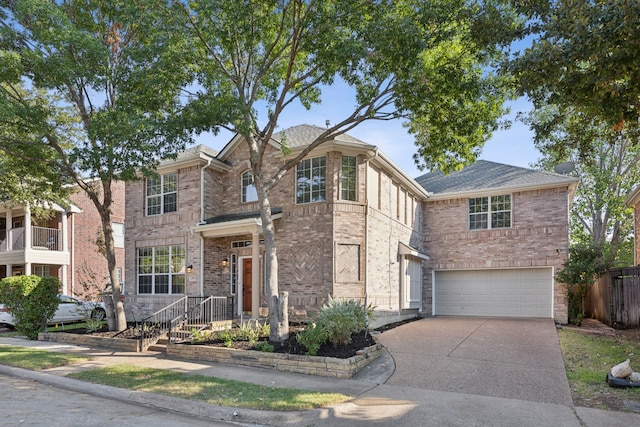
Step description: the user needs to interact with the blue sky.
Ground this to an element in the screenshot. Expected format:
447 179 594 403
194 85 540 180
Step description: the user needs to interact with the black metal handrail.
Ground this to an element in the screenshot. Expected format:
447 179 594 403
139 295 235 349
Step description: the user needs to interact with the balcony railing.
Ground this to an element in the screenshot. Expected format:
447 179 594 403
0 226 62 252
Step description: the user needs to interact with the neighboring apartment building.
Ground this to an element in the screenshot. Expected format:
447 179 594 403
124 124 578 324
0 181 125 301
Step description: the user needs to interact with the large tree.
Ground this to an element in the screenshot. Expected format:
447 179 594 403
0 0 193 330
510 0 640 132
176 0 521 341
530 106 640 267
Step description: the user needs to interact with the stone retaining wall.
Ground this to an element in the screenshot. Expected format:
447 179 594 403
166 342 381 379
38 332 141 352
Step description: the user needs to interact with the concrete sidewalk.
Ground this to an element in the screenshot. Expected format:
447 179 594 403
1 331 640 426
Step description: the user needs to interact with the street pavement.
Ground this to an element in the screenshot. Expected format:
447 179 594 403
1 374 235 427
1 318 640 426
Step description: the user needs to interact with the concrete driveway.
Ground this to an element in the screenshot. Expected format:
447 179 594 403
377 317 573 406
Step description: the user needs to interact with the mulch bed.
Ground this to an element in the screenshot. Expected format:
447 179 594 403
60 317 422 359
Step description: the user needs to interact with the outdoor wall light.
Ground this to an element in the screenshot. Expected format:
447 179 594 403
222 258 229 267
186 264 193 273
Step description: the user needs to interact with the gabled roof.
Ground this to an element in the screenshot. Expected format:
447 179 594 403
157 144 230 173
271 124 368 148
415 160 579 200
215 124 430 200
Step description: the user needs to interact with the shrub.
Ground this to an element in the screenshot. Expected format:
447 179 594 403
253 341 274 352
296 297 373 355
0 275 60 339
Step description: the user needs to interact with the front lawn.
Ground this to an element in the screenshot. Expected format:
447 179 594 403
558 328 640 411
69 364 350 411
0 345 90 370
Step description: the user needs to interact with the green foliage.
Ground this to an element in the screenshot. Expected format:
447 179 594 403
0 276 60 339
0 0 195 331
253 341 274 353
510 1 640 131
556 243 611 324
190 322 270 347
529 107 640 268
296 322 328 356
296 298 372 355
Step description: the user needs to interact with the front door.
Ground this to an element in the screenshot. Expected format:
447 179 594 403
242 258 252 312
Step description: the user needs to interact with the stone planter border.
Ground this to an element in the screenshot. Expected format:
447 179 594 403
38 332 142 352
165 341 381 379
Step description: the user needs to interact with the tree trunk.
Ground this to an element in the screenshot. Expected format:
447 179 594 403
254 169 289 342
96 182 127 332
271 292 289 342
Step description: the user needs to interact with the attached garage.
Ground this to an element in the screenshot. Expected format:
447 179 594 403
433 268 553 318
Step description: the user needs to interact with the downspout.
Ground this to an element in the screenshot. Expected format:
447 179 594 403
199 158 213 297
71 212 75 297
364 148 380 311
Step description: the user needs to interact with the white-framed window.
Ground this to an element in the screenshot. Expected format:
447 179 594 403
296 156 326 204
137 245 185 294
469 195 512 230
146 173 177 216
241 170 258 203
112 223 125 248
33 265 50 277
340 155 357 201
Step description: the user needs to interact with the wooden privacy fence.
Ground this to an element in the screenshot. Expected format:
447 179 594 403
588 266 640 329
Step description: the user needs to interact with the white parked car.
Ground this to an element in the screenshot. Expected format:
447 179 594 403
0 295 106 328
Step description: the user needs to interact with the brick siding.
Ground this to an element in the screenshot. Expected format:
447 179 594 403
422 187 570 323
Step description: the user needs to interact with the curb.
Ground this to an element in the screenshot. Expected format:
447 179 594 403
0 364 312 426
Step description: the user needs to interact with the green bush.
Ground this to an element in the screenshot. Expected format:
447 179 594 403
0 275 60 339
296 297 373 355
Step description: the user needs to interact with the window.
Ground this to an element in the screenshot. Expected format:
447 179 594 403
146 173 177 216
296 156 326 204
112 223 125 248
137 245 185 294
33 265 50 277
340 156 357 201
230 254 237 295
241 170 258 203
469 195 511 230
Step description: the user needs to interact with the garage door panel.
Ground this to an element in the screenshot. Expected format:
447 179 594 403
434 268 552 318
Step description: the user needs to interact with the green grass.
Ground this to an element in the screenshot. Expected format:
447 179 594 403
68 364 350 411
0 345 90 370
558 329 640 410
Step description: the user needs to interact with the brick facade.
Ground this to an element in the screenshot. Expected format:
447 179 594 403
123 128 573 324
68 181 125 301
422 187 571 323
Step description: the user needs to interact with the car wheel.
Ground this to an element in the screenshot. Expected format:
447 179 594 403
92 308 106 320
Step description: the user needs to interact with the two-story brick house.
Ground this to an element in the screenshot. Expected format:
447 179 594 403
0 181 125 301
124 124 578 324
125 125 430 323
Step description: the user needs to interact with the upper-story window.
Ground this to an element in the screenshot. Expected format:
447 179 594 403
146 173 177 216
469 195 511 230
296 156 326 204
241 170 258 203
340 155 357 201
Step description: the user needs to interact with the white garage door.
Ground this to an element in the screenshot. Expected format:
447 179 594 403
434 268 552 318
